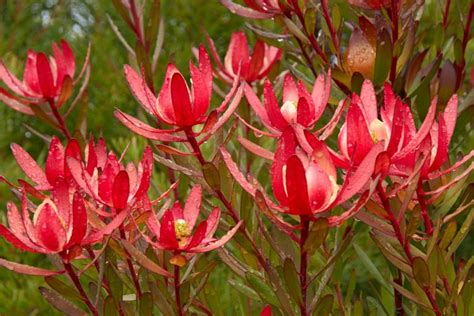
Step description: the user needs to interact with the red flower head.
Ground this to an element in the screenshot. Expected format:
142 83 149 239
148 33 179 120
67 144 153 212
244 72 331 135
0 182 89 261
0 40 76 113
270 129 382 219
207 31 281 84
336 81 439 171
221 0 292 19
11 136 106 192
115 45 243 143
144 185 242 253
221 129 383 228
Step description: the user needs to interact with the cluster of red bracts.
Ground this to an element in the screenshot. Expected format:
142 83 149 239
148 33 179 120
109 29 472 242
0 30 472 281
0 40 88 114
0 135 240 275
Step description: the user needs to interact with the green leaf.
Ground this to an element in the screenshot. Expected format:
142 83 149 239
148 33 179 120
427 248 438 291
351 72 365 94
121 240 172 277
283 258 302 304
373 29 392 85
245 272 279 308
134 41 153 90
304 218 329 255
139 292 153 316
352 299 364 316
438 61 457 104
304 9 316 35
344 269 357 306
39 287 86 316
412 257 430 288
446 207 474 259
313 294 333 315
202 162 221 190
439 221 457 250
371 233 412 275
353 243 391 292
240 190 254 232
105 263 123 304
227 279 261 301
112 0 134 31
149 279 174 315
103 295 118 316
282 17 309 44
145 0 161 48
45 276 81 302
391 281 431 309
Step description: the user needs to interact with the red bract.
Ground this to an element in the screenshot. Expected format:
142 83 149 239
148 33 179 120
244 72 331 136
115 45 243 142
67 144 153 211
206 31 281 84
144 185 242 253
271 129 382 216
0 182 89 261
0 40 75 113
11 136 106 192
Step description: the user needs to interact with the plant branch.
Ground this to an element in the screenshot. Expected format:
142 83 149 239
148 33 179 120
320 0 340 54
48 99 71 140
299 216 310 316
389 0 400 83
416 182 433 236
63 260 98 316
119 227 143 299
174 264 183 316
377 182 442 316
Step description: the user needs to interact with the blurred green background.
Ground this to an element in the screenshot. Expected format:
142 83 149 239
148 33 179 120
0 0 472 315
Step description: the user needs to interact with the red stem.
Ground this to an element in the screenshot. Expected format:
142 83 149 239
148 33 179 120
299 216 310 316
416 183 433 236
63 260 98 316
289 1 328 64
184 128 272 274
389 0 400 83
442 0 452 29
377 183 442 316
119 227 143 299
455 3 473 90
320 0 340 53
48 99 71 140
394 270 405 316
128 0 145 47
174 265 183 316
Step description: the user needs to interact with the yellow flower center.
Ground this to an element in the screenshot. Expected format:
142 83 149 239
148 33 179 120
174 219 190 247
369 119 388 144
281 100 298 123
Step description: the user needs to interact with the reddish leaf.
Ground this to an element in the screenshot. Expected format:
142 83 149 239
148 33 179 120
0 258 62 276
